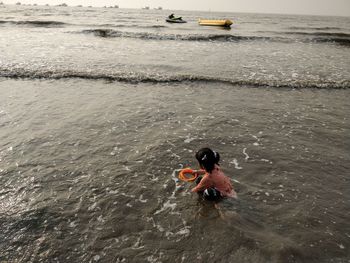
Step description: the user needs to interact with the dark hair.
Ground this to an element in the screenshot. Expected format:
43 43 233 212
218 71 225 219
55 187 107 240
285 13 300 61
195 148 220 173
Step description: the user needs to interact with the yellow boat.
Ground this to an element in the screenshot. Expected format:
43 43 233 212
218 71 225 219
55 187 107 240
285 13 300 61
198 19 233 27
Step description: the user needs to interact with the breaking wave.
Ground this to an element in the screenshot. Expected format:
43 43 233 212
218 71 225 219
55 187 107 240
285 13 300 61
77 29 273 42
87 24 168 29
0 67 349 89
287 26 343 31
283 31 350 46
0 20 67 27
73 29 350 46
284 31 350 38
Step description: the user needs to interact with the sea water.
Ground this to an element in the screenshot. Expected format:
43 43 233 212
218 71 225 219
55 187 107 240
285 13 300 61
0 5 349 263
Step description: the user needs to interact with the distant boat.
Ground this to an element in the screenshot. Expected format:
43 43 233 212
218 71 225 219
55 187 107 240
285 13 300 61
142 6 150 10
198 19 233 27
166 18 187 24
57 3 68 7
16 2 21 5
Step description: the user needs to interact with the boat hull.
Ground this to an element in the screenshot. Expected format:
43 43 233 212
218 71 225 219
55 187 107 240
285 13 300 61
166 18 187 23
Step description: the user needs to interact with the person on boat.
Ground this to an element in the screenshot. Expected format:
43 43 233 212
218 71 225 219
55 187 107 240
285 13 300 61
168 13 182 20
191 148 237 201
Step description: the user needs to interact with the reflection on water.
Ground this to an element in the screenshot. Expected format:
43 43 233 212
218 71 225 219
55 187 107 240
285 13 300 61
0 79 349 262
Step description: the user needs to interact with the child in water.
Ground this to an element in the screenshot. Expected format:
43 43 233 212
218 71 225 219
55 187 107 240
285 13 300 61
191 148 237 201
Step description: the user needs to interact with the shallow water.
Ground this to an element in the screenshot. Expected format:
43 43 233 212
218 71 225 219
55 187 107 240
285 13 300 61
0 79 349 262
0 4 350 263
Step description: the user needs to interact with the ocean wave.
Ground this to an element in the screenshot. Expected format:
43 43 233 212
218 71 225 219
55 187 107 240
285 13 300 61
73 29 350 46
89 24 168 29
311 37 350 46
287 26 343 31
284 31 350 46
0 20 67 27
148 25 168 29
0 67 349 89
258 30 350 46
284 31 350 38
77 29 271 42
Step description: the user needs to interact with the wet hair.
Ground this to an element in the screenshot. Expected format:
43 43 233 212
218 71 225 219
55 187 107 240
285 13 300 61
195 148 220 173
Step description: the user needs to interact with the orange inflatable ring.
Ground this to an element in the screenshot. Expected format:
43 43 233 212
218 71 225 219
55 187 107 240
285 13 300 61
178 168 199 182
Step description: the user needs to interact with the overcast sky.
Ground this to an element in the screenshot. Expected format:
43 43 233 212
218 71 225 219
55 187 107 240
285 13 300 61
3 0 350 16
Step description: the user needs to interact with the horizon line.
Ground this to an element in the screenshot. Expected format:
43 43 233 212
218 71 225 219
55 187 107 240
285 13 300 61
1 2 349 18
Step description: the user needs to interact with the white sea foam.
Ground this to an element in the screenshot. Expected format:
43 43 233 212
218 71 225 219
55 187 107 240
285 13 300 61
150 174 159 181
154 200 176 215
251 134 261 146
184 137 195 143
138 194 148 203
88 202 97 211
338 244 345 249
170 168 183 197
230 158 242 169
132 237 144 249
147 255 160 263
171 152 181 159
120 193 135 198
147 217 165 233
243 148 249 161
165 231 174 237
175 226 190 237
152 169 182 216
166 140 176 147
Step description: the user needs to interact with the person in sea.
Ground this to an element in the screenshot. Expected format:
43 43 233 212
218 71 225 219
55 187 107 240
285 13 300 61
168 13 182 20
191 148 237 201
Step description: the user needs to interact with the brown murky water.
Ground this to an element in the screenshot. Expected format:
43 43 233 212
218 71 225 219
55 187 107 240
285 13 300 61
0 79 349 262
1 4 350 262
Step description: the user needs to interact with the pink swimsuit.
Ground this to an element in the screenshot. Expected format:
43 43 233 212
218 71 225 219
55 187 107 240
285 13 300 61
191 165 237 198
